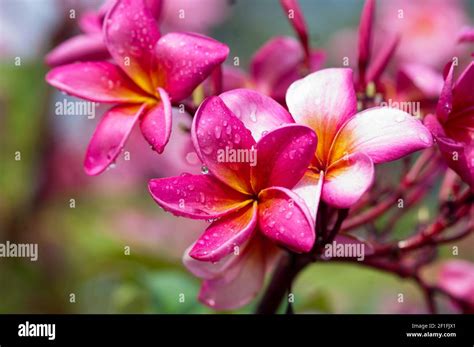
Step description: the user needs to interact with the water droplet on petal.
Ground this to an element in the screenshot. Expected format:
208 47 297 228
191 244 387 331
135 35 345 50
201 165 209 174
214 126 222 139
233 133 241 144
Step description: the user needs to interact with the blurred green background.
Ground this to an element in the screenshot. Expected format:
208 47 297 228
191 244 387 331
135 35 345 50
0 0 473 314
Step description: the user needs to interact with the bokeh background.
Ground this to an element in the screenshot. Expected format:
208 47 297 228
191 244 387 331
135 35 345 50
0 0 473 313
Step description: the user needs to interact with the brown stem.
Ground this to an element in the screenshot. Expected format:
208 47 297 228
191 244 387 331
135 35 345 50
255 252 309 314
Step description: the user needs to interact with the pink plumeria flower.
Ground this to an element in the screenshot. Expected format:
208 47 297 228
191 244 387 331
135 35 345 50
46 0 162 67
285 68 433 211
437 260 474 312
425 62 474 188
149 90 318 308
46 0 229 175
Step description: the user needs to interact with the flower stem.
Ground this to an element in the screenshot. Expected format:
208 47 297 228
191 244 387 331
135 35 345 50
255 251 309 314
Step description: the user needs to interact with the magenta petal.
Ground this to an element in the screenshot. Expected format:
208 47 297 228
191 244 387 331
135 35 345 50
192 96 256 194
251 124 317 192
219 89 294 142
397 63 444 99
309 49 326 71
457 26 474 43
155 32 229 101
145 0 163 19
334 107 433 164
45 34 110 67
46 61 150 103
190 202 257 262
251 36 303 96
435 134 474 189
221 66 249 91
286 68 357 163
453 61 474 112
436 62 454 123
357 0 375 79
198 238 265 310
148 174 252 219
139 88 172 153
84 104 146 175
258 187 315 253
323 152 374 208
104 0 161 95
78 12 103 33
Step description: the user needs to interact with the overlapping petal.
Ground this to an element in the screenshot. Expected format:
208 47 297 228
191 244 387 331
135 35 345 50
198 238 266 310
139 87 172 153
192 96 256 194
250 37 304 96
84 104 147 176
331 107 433 164
104 0 161 95
148 174 252 219
286 68 357 164
45 34 109 67
155 32 229 100
219 89 294 142
183 243 242 280
323 152 374 208
251 124 317 192
46 62 150 103
258 187 315 252
292 171 324 222
190 202 257 262
453 62 474 111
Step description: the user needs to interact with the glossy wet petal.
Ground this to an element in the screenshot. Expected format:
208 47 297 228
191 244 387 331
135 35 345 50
84 104 147 175
46 61 150 103
139 88 172 153
251 124 317 192
192 96 256 194
155 32 229 101
258 187 315 253
148 174 252 219
190 202 257 262
104 0 160 95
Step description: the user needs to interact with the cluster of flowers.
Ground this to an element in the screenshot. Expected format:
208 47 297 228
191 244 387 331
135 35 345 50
46 0 473 312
